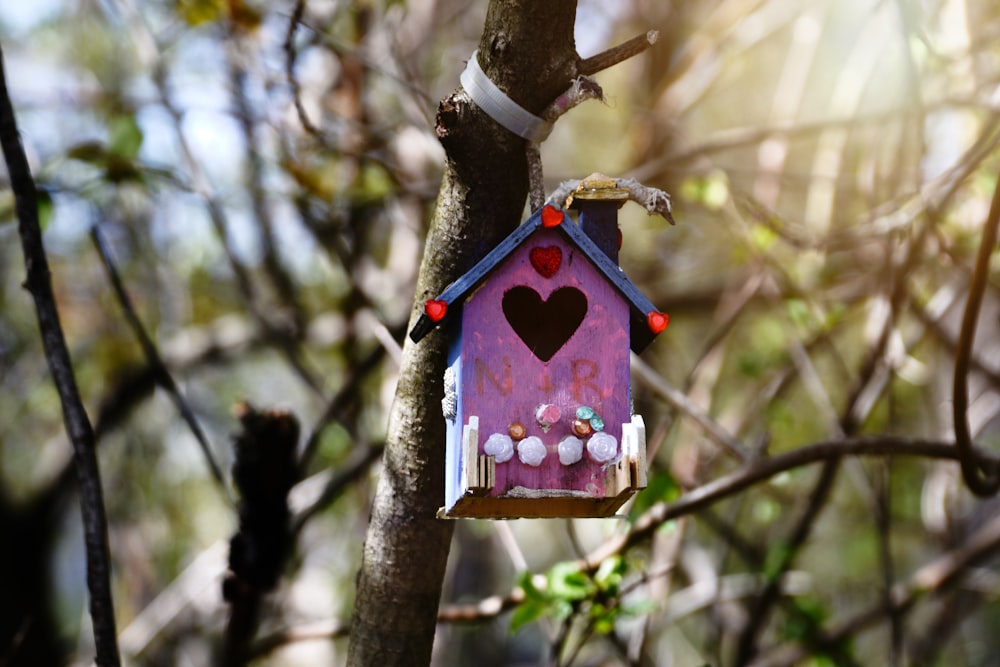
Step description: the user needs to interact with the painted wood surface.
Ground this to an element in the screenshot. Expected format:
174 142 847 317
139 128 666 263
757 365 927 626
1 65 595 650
459 228 631 500
409 205 661 354
424 203 666 517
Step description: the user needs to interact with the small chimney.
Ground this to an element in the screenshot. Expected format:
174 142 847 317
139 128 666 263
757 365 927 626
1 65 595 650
568 174 629 264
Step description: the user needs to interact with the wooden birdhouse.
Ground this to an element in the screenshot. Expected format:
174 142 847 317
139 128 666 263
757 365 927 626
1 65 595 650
409 178 669 518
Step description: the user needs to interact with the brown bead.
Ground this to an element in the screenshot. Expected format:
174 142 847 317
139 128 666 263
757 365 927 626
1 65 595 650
508 422 527 440
572 418 592 437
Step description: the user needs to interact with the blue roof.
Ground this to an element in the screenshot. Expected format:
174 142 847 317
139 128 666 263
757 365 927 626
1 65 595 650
409 205 663 353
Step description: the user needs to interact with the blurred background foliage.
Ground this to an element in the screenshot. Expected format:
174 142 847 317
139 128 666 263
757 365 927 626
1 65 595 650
1 0 999 665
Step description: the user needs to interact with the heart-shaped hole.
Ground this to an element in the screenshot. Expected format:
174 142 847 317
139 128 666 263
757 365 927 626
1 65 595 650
502 286 587 362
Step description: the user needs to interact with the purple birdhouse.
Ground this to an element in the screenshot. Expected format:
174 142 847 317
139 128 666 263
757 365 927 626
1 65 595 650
410 179 669 518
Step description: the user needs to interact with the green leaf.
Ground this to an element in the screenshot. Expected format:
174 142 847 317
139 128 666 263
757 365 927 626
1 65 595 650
109 115 143 159
518 571 546 602
630 471 681 520
786 298 811 328
751 223 778 251
678 170 729 210
510 599 549 634
588 602 618 634
548 562 593 602
67 141 109 164
176 0 226 26
511 572 550 633
594 556 625 594
622 599 659 617
762 541 793 583
36 188 54 231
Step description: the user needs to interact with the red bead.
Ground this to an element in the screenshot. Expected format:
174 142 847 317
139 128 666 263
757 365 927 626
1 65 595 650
647 311 669 334
541 205 564 228
425 299 448 322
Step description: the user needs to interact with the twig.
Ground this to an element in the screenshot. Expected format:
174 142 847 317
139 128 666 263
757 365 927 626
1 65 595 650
290 442 383 534
283 0 327 141
631 354 752 463
248 620 350 659
228 40 311 343
580 436 988 569
90 226 234 504
952 170 1000 496
0 44 121 666
579 30 659 76
735 457 841 664
527 76 604 210
250 587 524 659
297 342 388 473
548 175 674 224
153 61 324 394
527 30 657 210
751 509 1000 667
738 217 919 661
246 433 994 661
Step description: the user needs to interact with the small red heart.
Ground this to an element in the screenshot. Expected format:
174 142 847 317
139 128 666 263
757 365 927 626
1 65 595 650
647 311 669 334
425 299 448 322
529 245 562 278
541 205 564 228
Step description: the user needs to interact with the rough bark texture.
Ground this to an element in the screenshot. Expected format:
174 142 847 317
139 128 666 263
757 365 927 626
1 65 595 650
346 2 579 665
0 44 120 666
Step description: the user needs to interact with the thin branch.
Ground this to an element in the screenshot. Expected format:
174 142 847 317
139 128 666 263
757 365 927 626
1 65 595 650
249 432 993 661
579 30 658 76
528 76 604 210
752 509 1000 667
250 587 524 659
90 226 234 504
290 442 383 535
527 28 657 210
735 457 843 664
0 44 121 666
548 174 673 224
581 436 987 568
283 0 327 141
248 620 350 660
297 342 388 473
153 59 324 394
631 354 753 463
228 38 311 341
952 170 1000 496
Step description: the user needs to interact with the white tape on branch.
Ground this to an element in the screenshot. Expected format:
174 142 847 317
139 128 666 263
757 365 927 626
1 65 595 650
460 50 553 142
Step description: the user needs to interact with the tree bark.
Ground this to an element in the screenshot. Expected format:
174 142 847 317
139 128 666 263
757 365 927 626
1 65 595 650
347 2 579 665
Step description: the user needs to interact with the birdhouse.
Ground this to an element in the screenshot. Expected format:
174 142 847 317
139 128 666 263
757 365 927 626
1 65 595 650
409 179 669 518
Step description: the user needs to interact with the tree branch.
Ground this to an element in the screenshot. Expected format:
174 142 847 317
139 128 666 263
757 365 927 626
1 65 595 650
579 30 658 76
0 44 120 666
347 3 579 665
90 226 233 503
580 436 986 568
752 507 1000 667
952 170 1000 496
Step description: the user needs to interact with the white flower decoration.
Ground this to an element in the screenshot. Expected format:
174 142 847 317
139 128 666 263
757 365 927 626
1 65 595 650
484 433 514 463
557 436 583 465
587 432 618 463
517 436 547 467
441 366 457 420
